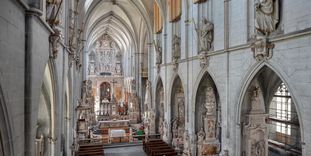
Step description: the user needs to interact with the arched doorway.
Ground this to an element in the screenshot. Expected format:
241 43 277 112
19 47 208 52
155 78 164 136
170 76 185 151
240 66 302 156
194 73 221 156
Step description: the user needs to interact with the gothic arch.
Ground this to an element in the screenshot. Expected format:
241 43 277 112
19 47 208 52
0 83 14 156
155 77 164 134
36 62 58 156
236 62 304 156
169 75 186 150
191 68 223 116
193 71 222 156
236 63 304 133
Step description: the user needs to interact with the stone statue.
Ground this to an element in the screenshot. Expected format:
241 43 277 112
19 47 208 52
183 131 191 156
163 120 168 140
95 41 101 48
207 120 215 138
49 28 61 59
197 128 205 156
144 80 152 112
196 18 214 53
172 35 181 60
159 120 164 136
155 41 162 64
255 0 279 36
149 109 156 134
251 140 265 156
249 87 265 113
177 97 185 125
88 63 95 74
204 87 216 115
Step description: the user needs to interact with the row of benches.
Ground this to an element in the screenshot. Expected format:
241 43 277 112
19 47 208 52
143 139 178 156
77 144 104 156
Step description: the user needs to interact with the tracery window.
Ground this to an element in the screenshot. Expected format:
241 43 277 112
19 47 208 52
154 1 163 34
168 0 181 22
269 83 301 155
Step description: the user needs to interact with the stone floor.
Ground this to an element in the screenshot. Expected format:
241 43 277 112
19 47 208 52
104 145 147 156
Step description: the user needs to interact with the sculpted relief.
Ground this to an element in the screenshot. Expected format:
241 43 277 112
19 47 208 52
196 86 220 156
172 35 181 61
242 85 268 156
196 18 214 53
255 0 279 36
155 40 162 65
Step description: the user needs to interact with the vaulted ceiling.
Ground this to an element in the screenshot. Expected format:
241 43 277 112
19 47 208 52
83 0 153 53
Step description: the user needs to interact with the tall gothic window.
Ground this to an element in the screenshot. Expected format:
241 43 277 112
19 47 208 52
269 83 301 155
168 0 181 22
154 1 163 34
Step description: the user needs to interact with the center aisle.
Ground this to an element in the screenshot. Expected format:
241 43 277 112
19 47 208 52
104 145 147 156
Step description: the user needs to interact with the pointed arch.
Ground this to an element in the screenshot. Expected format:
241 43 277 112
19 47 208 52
169 74 186 148
155 77 164 134
36 62 59 156
236 62 304 156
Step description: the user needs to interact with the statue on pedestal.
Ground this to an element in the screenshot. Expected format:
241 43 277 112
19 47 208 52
172 35 181 60
255 0 279 36
195 18 214 53
204 87 216 115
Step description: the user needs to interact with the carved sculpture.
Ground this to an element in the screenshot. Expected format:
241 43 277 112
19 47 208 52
155 40 162 65
197 86 220 156
173 35 181 59
204 87 216 115
242 85 268 156
163 120 168 141
251 37 274 62
182 131 191 156
199 52 209 68
49 28 61 59
196 18 214 53
255 0 279 36
251 140 265 156
149 109 156 134
197 128 205 156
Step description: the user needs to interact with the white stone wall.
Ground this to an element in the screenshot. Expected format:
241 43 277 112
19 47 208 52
0 0 25 155
152 0 311 155
0 0 82 156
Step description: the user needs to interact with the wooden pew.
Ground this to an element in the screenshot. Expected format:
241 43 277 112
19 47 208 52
78 144 104 156
149 147 174 156
143 139 177 156
144 142 167 152
146 145 171 154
